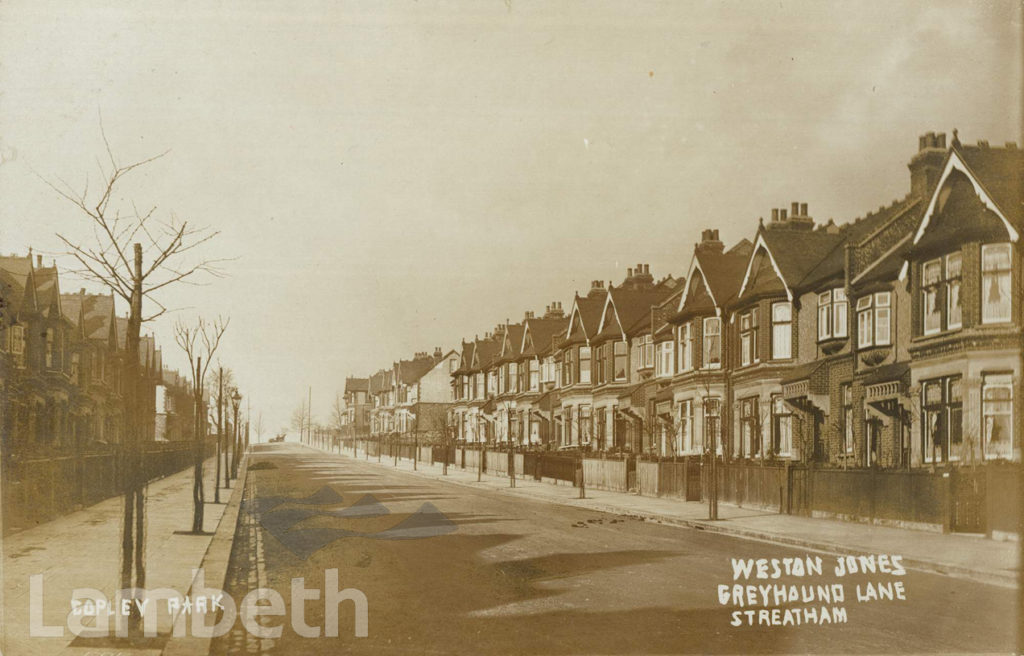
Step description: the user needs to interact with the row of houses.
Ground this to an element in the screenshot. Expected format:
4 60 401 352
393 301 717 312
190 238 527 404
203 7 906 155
0 251 196 459
342 131 1021 473
341 347 460 443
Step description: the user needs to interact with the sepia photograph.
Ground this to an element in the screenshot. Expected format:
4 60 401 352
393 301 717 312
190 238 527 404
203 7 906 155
0 1 1021 654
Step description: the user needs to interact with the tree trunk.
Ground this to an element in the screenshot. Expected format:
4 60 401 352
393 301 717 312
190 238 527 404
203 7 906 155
120 242 145 634
191 356 205 533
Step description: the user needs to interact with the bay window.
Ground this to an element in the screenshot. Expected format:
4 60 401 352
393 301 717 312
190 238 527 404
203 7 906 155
704 398 722 455
509 362 518 393
45 328 55 368
946 253 962 329
677 323 692 373
594 344 605 385
818 289 848 340
677 399 693 454
579 346 591 384
529 359 539 391
656 340 674 378
740 309 759 366
771 395 792 457
613 341 627 381
981 243 1012 324
922 258 943 334
563 348 575 385
922 375 962 463
740 397 759 458
856 292 891 348
702 317 721 368
982 373 1013 459
11 325 24 367
771 302 792 359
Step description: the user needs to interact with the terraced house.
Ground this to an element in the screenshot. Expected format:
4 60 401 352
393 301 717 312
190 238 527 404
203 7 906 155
346 130 1021 534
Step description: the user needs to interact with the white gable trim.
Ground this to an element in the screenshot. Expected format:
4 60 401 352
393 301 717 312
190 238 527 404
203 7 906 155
678 254 719 313
519 322 532 353
737 233 793 302
595 291 626 341
565 297 590 345
852 233 913 286
913 149 1019 244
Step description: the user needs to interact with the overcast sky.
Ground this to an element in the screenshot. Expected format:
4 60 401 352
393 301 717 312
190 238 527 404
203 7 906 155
0 1 1020 436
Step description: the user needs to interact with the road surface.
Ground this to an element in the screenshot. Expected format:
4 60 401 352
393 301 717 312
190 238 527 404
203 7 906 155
212 443 1016 654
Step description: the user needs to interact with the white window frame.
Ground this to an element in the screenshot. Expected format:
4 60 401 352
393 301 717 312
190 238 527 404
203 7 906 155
946 252 963 330
771 302 792 360
982 373 1014 460
857 292 892 348
677 323 692 373
578 346 591 384
922 258 943 335
981 243 1012 325
702 317 721 369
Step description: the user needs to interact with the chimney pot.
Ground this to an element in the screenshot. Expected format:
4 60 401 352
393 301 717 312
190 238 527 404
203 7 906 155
627 267 633 277
780 209 787 221
643 264 649 274
936 133 946 149
771 208 779 222
80 288 85 294
800 202 808 216
36 254 42 267
791 201 799 216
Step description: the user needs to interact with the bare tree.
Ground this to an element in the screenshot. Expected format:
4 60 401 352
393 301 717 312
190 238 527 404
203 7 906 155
253 411 265 444
47 132 226 632
174 316 229 529
291 399 311 441
207 367 235 491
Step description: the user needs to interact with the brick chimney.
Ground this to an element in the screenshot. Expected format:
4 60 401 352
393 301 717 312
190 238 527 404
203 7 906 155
908 131 947 198
766 203 814 231
696 229 724 254
543 302 565 319
621 263 655 290
588 280 606 297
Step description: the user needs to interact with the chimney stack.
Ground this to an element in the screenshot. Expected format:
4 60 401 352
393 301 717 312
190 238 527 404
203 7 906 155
696 228 724 254
909 131 947 198
36 254 42 267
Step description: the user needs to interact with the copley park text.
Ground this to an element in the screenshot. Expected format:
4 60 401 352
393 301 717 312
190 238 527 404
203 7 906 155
720 554 908 627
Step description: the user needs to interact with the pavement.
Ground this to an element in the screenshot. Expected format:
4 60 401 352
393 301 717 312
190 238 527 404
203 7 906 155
0 457 238 656
330 445 1021 589
220 443 1017 654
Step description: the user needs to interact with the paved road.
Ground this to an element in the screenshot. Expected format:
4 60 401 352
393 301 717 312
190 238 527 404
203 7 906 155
213 443 1016 654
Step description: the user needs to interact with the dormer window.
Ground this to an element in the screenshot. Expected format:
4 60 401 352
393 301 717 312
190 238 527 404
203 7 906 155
982 243 1012 324
817 289 848 340
856 292 892 349
702 317 721 368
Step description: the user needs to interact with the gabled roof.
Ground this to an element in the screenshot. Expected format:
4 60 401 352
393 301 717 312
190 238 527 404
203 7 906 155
911 143 1022 250
800 197 922 292
34 266 62 319
397 355 436 385
345 377 369 393
609 285 677 339
470 336 501 372
0 255 33 319
561 293 605 346
653 286 684 339
673 240 751 321
498 323 524 362
738 228 842 302
520 317 566 358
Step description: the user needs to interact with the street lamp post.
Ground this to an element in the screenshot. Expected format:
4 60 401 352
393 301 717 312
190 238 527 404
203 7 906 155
231 389 241 479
